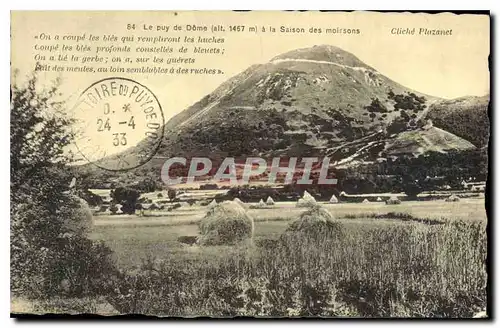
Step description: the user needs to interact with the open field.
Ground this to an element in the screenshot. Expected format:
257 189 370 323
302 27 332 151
83 196 488 317
13 197 488 317
90 198 487 269
93 198 486 227
11 197 485 317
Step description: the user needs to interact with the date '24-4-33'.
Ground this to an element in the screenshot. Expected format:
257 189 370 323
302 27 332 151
97 102 136 146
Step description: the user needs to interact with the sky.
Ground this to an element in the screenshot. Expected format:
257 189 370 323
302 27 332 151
11 11 490 160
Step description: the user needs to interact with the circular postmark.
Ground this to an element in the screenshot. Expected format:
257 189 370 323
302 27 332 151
73 77 165 171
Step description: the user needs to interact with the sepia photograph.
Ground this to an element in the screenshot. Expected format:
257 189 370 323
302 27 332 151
10 10 490 318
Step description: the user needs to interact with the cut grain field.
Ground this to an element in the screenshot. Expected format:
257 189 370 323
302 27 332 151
90 198 487 269
84 197 487 317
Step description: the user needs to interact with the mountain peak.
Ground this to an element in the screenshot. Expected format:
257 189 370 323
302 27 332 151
271 45 372 70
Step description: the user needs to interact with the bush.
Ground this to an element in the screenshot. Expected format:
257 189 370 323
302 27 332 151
10 73 118 300
198 201 254 246
168 189 177 200
111 187 140 214
365 97 388 113
11 197 117 299
61 195 94 234
177 236 198 245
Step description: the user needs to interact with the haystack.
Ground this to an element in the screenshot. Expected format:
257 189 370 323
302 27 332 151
296 191 317 208
208 199 217 208
329 194 339 204
303 190 316 202
198 200 254 246
362 198 370 204
285 206 343 237
296 198 317 208
233 197 247 210
266 196 275 205
249 199 268 209
445 194 461 202
385 196 401 205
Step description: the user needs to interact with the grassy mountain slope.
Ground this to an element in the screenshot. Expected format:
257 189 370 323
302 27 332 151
78 45 480 184
427 95 490 148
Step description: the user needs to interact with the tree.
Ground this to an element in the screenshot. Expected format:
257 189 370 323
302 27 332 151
11 72 116 298
365 97 388 113
133 177 161 193
401 180 424 199
168 188 177 201
111 187 140 214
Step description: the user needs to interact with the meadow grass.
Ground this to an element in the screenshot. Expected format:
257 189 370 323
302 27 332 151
92 198 486 228
72 199 488 317
95 218 486 318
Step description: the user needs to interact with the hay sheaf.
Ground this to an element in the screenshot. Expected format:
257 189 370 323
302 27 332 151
198 200 254 246
249 199 270 209
386 196 401 205
329 194 339 203
446 194 461 202
285 206 343 238
303 190 315 202
233 197 243 202
296 191 317 208
233 197 247 209
296 198 317 208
